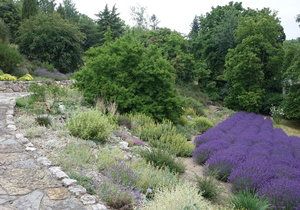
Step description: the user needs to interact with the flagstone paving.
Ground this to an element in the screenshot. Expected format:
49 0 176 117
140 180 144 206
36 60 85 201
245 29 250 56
0 93 106 210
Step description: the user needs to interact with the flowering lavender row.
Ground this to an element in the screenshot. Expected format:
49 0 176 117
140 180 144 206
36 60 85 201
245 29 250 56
193 112 300 209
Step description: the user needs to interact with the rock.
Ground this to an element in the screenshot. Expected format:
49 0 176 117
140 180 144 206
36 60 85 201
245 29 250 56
62 178 77 187
68 185 86 197
25 142 34 147
25 146 37 151
19 137 29 144
119 141 129 150
15 133 24 139
80 194 96 205
89 203 108 210
58 104 65 114
46 187 70 200
49 167 68 179
12 190 44 210
7 124 16 131
37 157 52 167
0 195 16 205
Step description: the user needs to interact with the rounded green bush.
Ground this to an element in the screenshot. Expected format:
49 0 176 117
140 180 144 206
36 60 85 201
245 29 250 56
67 110 114 142
0 43 22 74
191 116 213 133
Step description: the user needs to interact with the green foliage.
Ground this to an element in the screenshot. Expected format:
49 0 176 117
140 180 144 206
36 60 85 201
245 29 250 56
139 149 185 174
35 115 52 127
96 146 126 171
17 13 84 73
231 191 270 210
0 0 21 42
59 143 94 171
196 176 220 201
78 14 99 50
129 114 193 156
18 73 33 81
131 160 179 193
117 114 132 129
0 73 17 81
224 10 284 113
189 2 244 95
142 182 213 210
56 0 79 22
282 86 300 120
96 4 125 45
98 181 134 210
67 109 114 142
0 43 22 74
190 116 213 133
133 28 202 83
38 0 55 14
281 40 300 120
69 172 96 195
22 0 38 19
0 19 9 42
75 34 182 122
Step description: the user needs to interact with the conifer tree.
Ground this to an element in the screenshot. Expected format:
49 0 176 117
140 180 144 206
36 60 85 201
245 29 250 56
22 0 38 19
96 4 125 45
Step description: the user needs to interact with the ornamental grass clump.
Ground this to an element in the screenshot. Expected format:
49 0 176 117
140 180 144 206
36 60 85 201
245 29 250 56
139 148 185 174
192 112 300 209
231 191 270 210
67 109 114 143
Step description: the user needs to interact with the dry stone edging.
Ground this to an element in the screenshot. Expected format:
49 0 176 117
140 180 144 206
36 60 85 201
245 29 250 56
0 92 108 210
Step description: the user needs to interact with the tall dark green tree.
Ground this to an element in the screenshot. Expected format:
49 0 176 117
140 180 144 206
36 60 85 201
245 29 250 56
0 0 21 42
22 0 38 19
17 13 84 73
38 0 56 14
281 40 300 120
189 2 244 99
188 16 200 39
96 4 125 45
56 0 79 22
78 14 99 49
224 10 285 113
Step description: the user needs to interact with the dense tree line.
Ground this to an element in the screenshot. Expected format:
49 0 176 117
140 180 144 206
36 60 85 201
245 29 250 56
0 0 299 121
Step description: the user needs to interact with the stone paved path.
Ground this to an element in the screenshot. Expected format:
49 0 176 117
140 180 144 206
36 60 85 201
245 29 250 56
0 93 90 210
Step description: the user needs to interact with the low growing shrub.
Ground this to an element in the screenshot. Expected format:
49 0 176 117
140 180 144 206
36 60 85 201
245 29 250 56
142 182 212 210
104 161 138 187
153 133 193 157
69 172 96 195
139 149 185 174
190 116 213 134
231 191 269 210
18 73 33 81
67 109 114 142
97 146 126 171
196 176 220 201
98 181 134 210
131 160 178 193
59 143 94 171
117 115 132 129
0 43 22 74
0 73 17 81
35 115 52 127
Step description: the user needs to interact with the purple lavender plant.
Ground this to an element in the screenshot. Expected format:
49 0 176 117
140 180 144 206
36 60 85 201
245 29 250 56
192 111 300 208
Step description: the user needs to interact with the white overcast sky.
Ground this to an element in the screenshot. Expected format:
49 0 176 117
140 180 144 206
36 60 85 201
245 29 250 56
67 0 300 39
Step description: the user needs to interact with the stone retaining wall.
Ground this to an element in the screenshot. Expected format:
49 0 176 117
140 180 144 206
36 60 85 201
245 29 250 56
0 80 73 93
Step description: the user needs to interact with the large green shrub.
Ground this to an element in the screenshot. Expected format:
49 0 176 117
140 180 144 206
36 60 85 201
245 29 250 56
281 41 300 120
75 35 182 122
0 19 9 42
0 43 22 74
67 109 114 142
17 13 84 73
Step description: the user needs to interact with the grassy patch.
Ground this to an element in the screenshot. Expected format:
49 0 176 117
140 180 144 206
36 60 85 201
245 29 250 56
196 176 220 201
139 149 185 174
69 172 96 195
231 191 269 210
